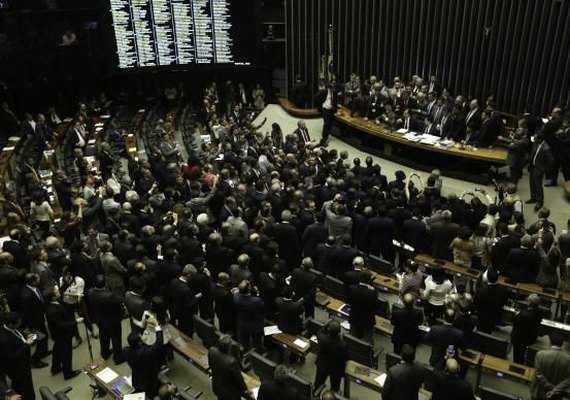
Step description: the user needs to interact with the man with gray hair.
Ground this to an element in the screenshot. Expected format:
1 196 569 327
169 264 201 336
290 257 317 318
505 234 540 283
430 209 459 260
258 364 299 400
273 209 302 270
511 293 543 364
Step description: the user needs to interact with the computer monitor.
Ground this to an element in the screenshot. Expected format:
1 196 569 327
385 352 402 370
367 254 395 276
478 385 522 400
468 331 510 359
286 372 313 400
323 275 348 301
193 315 221 348
345 333 377 367
249 351 277 382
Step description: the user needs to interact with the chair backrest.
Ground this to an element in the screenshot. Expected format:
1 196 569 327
249 351 277 381
344 333 376 367
309 268 325 287
385 351 403 370
367 254 395 276
468 330 510 359
305 317 326 337
193 315 221 348
376 296 390 318
39 387 58 400
478 385 522 400
524 344 540 368
516 300 552 320
323 274 348 301
287 372 313 400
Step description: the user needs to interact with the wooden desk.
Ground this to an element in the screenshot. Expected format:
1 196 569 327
335 107 507 164
565 180 570 199
414 254 482 281
480 354 534 383
83 359 135 399
371 272 400 294
271 332 312 357
168 324 210 374
278 98 320 118
241 371 261 391
344 360 432 399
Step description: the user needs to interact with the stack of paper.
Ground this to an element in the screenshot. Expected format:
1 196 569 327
293 338 309 349
264 325 282 336
96 367 118 383
374 373 387 387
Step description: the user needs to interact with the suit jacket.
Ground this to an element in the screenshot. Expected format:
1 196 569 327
431 370 475 400
425 323 466 369
212 283 236 331
258 379 299 400
290 268 317 308
3 240 30 270
332 245 360 279
465 109 481 130
490 234 521 270
430 221 460 261
529 141 554 175
169 278 198 328
124 291 150 332
477 117 501 147
438 115 453 138
313 243 336 274
293 127 312 146
208 346 248 398
400 218 429 252
86 287 124 328
233 292 264 332
366 216 395 255
302 223 328 258
257 272 284 320
124 329 164 395
0 325 32 373
395 116 421 132
316 329 348 374
19 285 46 331
347 283 378 331
474 284 508 332
46 301 77 340
275 297 304 334
531 347 570 399
100 252 127 289
505 247 540 283
390 307 424 347
511 308 542 346
0 264 23 310
382 361 426 400
273 222 302 269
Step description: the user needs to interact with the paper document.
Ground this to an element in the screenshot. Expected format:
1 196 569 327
174 337 186 346
293 338 309 348
252 387 260 399
123 394 145 400
96 367 118 383
374 373 387 387
340 321 351 330
396 128 408 134
264 325 282 336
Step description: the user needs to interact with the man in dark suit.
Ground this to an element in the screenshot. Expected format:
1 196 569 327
504 235 540 283
464 99 481 131
391 293 424 354
0 252 24 312
490 223 521 270
212 272 236 334
347 270 379 343
432 358 477 400
366 207 395 263
233 280 264 351
44 289 80 380
124 276 149 334
527 133 554 209
0 312 36 400
395 109 421 131
275 286 304 335
530 332 570 400
511 294 543 364
400 208 429 253
19 273 49 367
257 264 285 321
293 120 312 148
313 235 337 275
474 269 508 333
332 234 360 280
382 344 426 400
273 210 302 271
86 275 125 363
430 210 460 261
258 364 299 400
209 335 253 400
543 107 563 186
314 320 348 393
169 265 201 337
124 315 164 397
302 213 328 258
3 229 30 270
425 309 466 370
290 257 317 318
438 106 453 138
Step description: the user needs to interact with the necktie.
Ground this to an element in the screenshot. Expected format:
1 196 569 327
532 143 543 166
302 129 308 143
405 119 409 130
35 287 44 303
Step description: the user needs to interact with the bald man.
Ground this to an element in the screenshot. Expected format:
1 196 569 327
390 293 424 354
432 359 478 400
